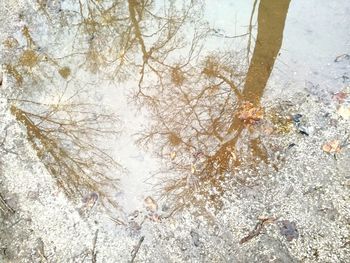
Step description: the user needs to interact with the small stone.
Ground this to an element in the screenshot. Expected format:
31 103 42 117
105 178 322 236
279 220 299 241
190 230 200 247
298 125 310 136
292 114 303 123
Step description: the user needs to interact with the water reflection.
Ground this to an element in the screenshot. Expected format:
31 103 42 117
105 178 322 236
1 0 292 213
3 25 70 89
10 98 121 208
2 0 206 209
244 0 291 104
136 0 291 213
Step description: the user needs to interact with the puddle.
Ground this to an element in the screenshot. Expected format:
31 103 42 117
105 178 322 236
1 0 349 217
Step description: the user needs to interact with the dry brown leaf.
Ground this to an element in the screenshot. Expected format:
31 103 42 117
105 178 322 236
238 102 264 124
144 196 158 212
322 140 341 154
333 92 348 104
148 213 161 222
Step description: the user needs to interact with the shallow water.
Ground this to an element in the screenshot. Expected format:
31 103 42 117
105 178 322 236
1 0 349 215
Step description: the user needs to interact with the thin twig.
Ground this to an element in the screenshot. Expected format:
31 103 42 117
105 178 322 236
92 230 99 263
108 216 127 226
130 236 145 263
239 217 277 244
0 193 15 214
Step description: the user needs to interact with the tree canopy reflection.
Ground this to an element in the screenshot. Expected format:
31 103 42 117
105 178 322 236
136 0 291 213
2 0 291 212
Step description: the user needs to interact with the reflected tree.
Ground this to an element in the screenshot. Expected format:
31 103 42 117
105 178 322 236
9 97 121 208
51 0 207 84
137 0 291 213
2 0 205 208
2 0 291 212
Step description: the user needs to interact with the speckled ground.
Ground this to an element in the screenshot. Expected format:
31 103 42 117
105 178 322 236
1 1 349 262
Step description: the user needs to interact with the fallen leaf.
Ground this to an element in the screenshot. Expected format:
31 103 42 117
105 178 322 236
337 105 350 119
333 92 348 104
170 152 176 160
238 102 264 124
322 140 341 154
144 196 158 212
148 213 161 222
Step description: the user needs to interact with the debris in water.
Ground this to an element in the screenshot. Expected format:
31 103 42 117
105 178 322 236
0 193 15 214
79 192 99 216
191 163 196 174
170 151 176 160
130 236 145 263
291 114 311 135
128 220 142 232
148 213 161 222
82 192 99 207
287 143 296 149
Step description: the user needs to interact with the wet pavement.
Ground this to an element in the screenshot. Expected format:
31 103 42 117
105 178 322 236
1 0 349 210
1 0 350 262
